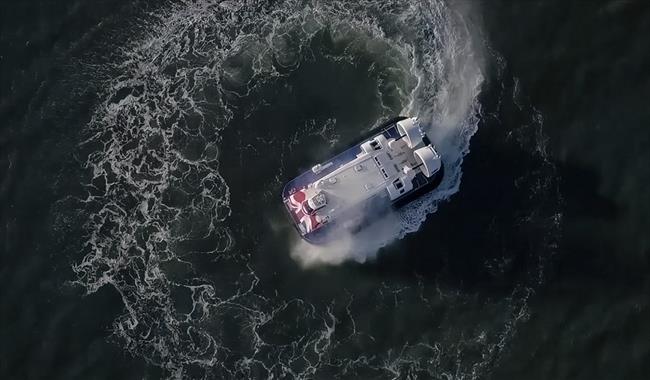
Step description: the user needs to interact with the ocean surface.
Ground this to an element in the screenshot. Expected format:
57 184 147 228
1 0 649 379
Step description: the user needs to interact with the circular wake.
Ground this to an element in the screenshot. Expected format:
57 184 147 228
70 0 561 378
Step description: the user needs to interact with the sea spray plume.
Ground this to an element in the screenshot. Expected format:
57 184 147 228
290 201 402 266
397 0 486 237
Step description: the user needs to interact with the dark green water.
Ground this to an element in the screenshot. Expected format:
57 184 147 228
1 0 648 379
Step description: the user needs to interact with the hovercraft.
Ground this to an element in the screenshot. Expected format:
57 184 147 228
282 116 444 244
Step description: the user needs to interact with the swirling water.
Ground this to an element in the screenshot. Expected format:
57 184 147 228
3 0 647 379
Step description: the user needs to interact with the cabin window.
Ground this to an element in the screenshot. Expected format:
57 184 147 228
374 157 382 167
381 168 388 178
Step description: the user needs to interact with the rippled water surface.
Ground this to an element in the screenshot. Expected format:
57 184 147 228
1 0 648 379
